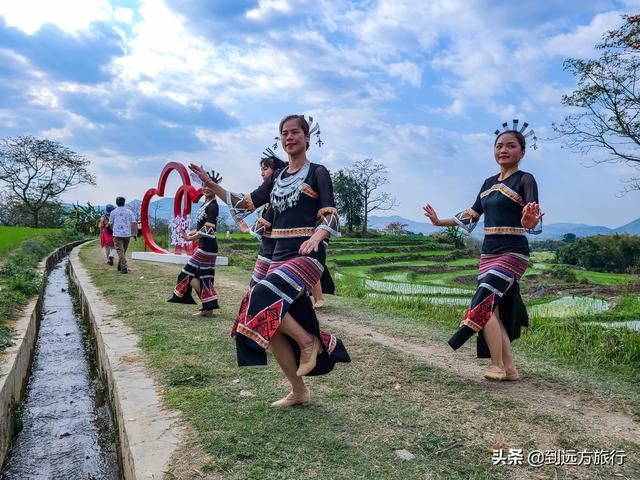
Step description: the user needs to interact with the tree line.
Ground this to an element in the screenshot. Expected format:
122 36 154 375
556 234 640 273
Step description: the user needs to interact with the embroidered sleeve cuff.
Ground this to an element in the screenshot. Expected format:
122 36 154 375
316 224 341 237
316 208 340 237
226 191 255 223
526 218 543 235
453 208 479 234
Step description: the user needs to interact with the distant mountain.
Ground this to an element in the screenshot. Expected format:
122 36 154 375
614 217 640 235
367 215 440 235
368 215 640 239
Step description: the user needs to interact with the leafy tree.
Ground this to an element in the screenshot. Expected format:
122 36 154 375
0 136 95 227
442 226 465 249
562 233 577 243
553 15 640 193
332 169 364 232
556 234 640 273
347 158 398 233
63 202 102 235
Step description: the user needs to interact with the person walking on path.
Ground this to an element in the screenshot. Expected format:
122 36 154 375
423 120 543 382
109 196 137 274
98 204 116 266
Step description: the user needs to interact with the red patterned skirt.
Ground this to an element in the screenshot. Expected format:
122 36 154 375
168 249 219 311
449 253 529 357
232 244 350 375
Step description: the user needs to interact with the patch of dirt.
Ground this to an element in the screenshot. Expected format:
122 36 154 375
521 276 640 299
452 274 476 285
410 264 470 274
166 423 223 480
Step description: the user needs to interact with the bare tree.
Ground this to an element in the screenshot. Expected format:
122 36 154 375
347 158 398 233
553 15 640 193
384 221 408 234
0 136 95 227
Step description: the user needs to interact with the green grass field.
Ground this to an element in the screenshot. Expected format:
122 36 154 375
0 226 61 256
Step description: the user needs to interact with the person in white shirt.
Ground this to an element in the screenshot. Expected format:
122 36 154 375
108 196 138 274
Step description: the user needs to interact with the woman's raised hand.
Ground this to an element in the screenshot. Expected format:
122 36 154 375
521 202 544 230
188 164 211 184
423 204 440 226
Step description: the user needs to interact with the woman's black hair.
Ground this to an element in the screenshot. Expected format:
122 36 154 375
495 130 526 150
260 148 287 171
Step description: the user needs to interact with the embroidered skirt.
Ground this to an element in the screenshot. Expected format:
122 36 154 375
168 248 219 310
448 252 529 357
250 237 276 287
232 245 350 375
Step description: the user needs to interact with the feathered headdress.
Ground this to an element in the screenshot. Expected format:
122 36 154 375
494 119 538 150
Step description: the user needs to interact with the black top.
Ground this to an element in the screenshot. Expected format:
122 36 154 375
470 170 539 255
196 200 219 253
249 163 336 237
248 162 337 262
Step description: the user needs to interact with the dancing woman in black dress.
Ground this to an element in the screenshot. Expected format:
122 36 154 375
424 122 543 381
190 115 349 406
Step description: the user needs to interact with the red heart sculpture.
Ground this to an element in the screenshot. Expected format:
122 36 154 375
140 162 202 255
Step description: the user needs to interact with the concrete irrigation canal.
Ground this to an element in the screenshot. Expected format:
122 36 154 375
0 244 182 479
0 256 120 479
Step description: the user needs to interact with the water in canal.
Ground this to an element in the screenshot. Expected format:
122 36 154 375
0 257 120 479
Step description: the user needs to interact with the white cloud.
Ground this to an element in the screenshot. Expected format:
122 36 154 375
538 11 624 59
246 0 293 21
0 0 113 35
113 7 134 24
388 62 422 87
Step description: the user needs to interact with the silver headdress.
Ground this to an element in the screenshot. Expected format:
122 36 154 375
494 119 538 150
272 115 323 150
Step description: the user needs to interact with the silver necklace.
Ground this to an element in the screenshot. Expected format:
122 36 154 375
197 198 214 222
270 161 310 212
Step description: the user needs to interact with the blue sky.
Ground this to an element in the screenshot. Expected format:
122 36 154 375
0 0 639 227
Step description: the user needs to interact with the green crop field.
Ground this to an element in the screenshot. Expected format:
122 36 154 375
0 226 61 256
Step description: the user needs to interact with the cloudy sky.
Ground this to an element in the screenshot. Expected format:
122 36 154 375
0 0 638 227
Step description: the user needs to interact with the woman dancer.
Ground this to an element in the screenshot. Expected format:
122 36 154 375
168 178 220 317
423 120 543 381
190 114 349 406
99 204 116 266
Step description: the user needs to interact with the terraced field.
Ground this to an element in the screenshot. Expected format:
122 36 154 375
322 236 640 326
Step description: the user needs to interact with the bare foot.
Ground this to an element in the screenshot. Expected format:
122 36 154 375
192 310 214 318
484 365 506 381
504 368 520 381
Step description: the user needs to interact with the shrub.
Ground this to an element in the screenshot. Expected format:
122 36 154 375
555 234 640 273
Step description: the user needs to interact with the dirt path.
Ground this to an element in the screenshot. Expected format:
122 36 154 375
219 271 640 448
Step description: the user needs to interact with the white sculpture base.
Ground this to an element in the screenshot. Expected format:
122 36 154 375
132 252 229 266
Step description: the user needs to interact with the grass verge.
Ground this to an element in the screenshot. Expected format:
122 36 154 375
0 228 84 350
